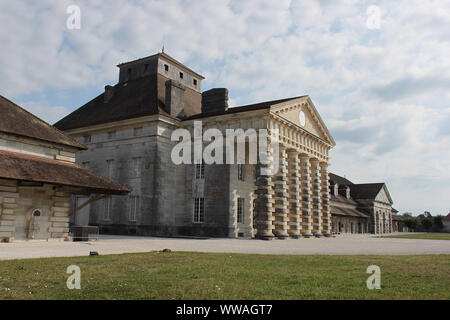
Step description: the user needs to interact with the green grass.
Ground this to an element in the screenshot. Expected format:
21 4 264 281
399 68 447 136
378 233 450 240
0 252 449 300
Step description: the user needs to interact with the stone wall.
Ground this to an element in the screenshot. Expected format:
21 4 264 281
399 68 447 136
0 179 70 241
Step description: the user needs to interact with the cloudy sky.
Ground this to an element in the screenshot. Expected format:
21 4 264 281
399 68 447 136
0 0 449 215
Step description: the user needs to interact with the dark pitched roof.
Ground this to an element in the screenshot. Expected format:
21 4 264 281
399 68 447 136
329 173 354 186
54 75 169 131
350 183 385 200
330 193 358 205
0 150 130 195
0 95 86 150
184 96 307 120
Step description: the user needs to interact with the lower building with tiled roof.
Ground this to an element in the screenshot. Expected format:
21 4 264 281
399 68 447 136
0 95 130 241
329 173 396 234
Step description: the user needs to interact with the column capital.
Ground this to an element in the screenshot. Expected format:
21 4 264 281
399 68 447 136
299 153 310 160
310 158 320 167
319 161 329 168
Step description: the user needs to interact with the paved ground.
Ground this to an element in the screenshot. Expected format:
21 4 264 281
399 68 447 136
1 233 449 260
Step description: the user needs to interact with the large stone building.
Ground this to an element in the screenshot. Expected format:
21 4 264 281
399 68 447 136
55 52 394 239
0 95 130 241
329 173 395 234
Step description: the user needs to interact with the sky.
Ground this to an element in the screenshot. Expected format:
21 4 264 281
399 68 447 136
0 0 449 215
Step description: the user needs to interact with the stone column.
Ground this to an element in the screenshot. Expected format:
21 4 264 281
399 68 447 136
254 144 275 240
0 179 19 241
273 145 289 239
50 191 72 239
287 150 301 238
320 162 332 237
310 159 322 237
300 154 313 237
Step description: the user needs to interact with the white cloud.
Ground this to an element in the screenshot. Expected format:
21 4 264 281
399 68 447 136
0 0 449 214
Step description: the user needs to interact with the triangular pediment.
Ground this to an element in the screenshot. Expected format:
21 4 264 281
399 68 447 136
375 184 393 205
270 96 335 146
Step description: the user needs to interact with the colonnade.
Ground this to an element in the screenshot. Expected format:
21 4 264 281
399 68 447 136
254 144 331 240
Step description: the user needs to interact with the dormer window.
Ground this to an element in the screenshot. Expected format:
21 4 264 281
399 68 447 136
334 184 339 197
346 186 351 199
179 72 184 79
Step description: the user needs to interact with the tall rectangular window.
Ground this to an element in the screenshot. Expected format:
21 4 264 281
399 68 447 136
106 160 114 179
238 164 244 181
193 198 205 223
237 198 244 224
131 157 142 177
104 196 112 220
83 135 91 143
134 127 143 136
129 196 139 222
195 163 205 179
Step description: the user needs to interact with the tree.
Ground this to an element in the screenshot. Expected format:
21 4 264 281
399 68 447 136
404 217 418 231
424 211 432 218
420 217 433 231
402 212 412 218
432 216 444 232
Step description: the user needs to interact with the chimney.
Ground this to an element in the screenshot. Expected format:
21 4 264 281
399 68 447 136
165 79 186 118
104 85 114 103
202 88 228 114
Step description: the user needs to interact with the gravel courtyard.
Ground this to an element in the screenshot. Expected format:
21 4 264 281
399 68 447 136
1 233 449 260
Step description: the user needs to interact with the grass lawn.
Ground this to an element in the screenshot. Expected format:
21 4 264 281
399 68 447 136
0 252 449 300
378 233 450 241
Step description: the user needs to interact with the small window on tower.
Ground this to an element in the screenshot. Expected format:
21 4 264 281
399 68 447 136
193 79 197 86
127 68 131 78
164 64 169 72
144 64 148 72
179 72 184 79
83 135 91 143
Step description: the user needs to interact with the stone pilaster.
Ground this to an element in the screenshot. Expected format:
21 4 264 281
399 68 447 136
273 145 289 239
300 154 313 237
287 150 301 238
49 191 71 239
0 180 19 240
320 162 331 237
310 159 322 237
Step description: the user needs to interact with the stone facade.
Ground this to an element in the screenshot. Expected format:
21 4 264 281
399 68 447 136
59 55 336 239
56 52 397 239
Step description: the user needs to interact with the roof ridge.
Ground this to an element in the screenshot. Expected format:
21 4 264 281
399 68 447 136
0 94 87 150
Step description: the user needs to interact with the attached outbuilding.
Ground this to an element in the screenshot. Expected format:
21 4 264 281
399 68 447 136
0 95 130 241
